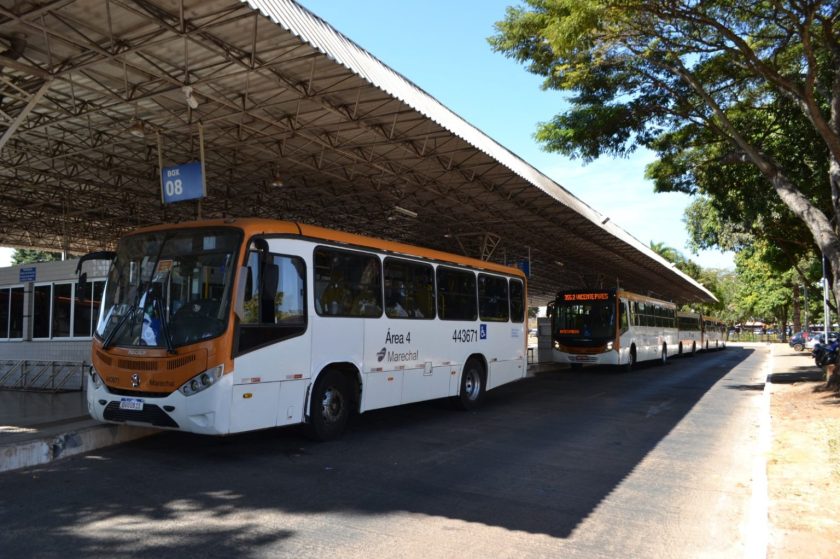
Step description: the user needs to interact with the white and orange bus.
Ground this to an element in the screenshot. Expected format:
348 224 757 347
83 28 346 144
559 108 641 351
84 218 527 439
677 312 727 354
677 311 702 357
548 288 678 369
701 316 727 350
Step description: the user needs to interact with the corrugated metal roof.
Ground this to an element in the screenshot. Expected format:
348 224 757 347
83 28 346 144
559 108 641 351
245 0 714 301
0 0 716 304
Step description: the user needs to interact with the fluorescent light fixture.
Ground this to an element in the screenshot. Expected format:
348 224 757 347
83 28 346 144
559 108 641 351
555 261 564 267
393 205 417 218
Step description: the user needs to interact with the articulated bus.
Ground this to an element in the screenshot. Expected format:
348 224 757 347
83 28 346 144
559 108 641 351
549 288 678 369
84 219 527 440
702 316 727 350
677 313 727 353
677 312 702 357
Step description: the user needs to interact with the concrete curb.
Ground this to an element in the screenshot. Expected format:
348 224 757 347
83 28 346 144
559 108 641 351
1 421 158 474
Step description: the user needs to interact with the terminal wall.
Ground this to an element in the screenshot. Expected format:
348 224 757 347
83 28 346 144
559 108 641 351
0 259 109 391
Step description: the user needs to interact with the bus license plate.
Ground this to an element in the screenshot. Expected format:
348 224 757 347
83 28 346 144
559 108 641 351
119 398 144 411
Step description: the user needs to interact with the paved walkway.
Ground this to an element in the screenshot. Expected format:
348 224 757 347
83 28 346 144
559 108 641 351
0 389 154 473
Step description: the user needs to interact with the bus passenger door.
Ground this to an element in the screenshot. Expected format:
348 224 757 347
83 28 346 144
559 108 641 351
231 241 310 433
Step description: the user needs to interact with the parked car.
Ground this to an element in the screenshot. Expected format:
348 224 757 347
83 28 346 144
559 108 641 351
805 332 840 351
789 330 809 352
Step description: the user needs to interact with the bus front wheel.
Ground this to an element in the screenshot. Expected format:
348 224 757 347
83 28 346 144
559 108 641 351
454 359 485 411
306 369 351 441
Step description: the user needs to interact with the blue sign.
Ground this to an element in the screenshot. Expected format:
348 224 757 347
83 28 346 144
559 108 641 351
161 161 205 204
480 324 487 340
517 259 530 278
19 267 36 282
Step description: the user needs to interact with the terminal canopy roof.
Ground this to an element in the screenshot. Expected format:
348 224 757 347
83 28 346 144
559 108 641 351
0 0 716 305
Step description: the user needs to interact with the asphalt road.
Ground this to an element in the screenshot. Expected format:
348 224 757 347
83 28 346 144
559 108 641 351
0 346 768 558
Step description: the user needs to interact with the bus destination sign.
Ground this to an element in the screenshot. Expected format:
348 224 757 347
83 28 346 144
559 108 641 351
563 292 610 302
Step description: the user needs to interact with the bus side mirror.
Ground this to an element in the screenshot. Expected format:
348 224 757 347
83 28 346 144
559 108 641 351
234 267 249 320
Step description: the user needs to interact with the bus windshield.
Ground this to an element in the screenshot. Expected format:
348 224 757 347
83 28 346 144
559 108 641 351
553 292 616 342
96 228 242 349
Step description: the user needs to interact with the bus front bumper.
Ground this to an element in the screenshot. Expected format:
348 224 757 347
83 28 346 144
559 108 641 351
86 371 234 435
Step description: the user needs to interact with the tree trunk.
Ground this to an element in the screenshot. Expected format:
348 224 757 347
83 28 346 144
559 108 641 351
793 285 802 333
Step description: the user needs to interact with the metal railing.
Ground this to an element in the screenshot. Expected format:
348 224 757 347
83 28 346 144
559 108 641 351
0 360 86 392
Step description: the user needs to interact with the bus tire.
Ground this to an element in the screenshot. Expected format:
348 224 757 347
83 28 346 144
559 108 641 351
678 342 683 356
623 347 636 372
691 342 696 357
306 369 351 441
454 359 485 411
659 345 668 366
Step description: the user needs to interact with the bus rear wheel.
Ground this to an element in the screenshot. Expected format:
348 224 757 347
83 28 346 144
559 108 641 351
454 359 485 411
691 342 696 357
306 369 351 441
659 345 668 365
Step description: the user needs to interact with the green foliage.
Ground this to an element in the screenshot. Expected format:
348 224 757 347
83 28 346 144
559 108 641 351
733 243 795 325
490 0 840 301
11 249 61 265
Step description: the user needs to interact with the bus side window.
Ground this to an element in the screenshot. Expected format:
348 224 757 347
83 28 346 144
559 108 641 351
314 247 382 318
619 300 629 333
509 279 525 323
236 250 307 355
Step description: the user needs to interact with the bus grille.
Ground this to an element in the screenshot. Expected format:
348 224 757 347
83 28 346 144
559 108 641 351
117 359 158 371
96 351 113 366
103 402 178 428
167 354 196 370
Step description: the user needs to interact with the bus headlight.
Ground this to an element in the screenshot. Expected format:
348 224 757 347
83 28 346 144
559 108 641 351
179 365 224 396
606 341 614 351
89 366 103 389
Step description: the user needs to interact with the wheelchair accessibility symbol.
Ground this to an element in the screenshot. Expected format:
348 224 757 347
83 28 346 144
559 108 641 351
480 324 487 340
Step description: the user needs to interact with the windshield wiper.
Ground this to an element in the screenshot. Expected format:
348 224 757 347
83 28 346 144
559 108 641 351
102 303 138 350
155 297 176 354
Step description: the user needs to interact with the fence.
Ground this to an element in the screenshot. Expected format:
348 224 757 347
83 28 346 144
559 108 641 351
0 360 86 392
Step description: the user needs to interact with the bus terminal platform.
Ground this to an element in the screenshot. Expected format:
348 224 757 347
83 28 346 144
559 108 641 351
0 390 155 474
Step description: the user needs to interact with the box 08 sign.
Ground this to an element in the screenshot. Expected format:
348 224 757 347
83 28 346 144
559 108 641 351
161 161 205 204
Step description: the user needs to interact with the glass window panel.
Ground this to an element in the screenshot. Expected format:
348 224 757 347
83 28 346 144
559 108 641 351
478 274 509 322
33 285 51 338
52 283 72 338
384 258 435 319
436 267 477 321
509 279 525 323
0 288 8 338
9 287 24 338
314 247 381 318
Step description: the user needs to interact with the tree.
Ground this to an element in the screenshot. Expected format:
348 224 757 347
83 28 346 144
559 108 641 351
11 249 61 265
734 243 796 339
490 1 840 308
649 241 702 282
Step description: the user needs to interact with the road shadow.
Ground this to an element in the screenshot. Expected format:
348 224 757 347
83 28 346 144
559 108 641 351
0 348 758 556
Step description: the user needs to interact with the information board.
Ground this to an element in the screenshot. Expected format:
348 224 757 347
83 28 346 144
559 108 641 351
161 161 205 204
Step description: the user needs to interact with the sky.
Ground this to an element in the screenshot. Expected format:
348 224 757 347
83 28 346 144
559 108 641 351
296 0 735 270
0 0 735 270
